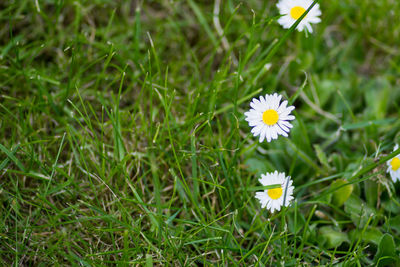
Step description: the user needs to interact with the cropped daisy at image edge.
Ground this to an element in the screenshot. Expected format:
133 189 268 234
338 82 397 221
276 0 322 33
244 93 295 142
255 171 294 213
387 144 400 183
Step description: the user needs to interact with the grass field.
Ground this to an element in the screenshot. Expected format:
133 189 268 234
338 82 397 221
1 0 400 265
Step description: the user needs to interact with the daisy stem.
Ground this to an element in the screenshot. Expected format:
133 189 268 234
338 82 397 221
297 204 317 262
280 207 287 263
280 176 291 261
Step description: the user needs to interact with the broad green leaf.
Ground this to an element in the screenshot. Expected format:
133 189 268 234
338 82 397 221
244 157 271 176
362 228 383 246
349 227 383 246
319 226 349 248
374 234 398 266
382 198 400 213
344 195 375 228
386 215 400 233
331 179 353 207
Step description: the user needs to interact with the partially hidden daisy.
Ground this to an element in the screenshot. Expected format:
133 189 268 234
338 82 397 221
276 0 321 33
255 171 294 212
387 144 400 183
244 93 295 142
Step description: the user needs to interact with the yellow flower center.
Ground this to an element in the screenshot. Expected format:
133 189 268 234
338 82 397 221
391 157 400 171
290 6 306 20
262 109 279 126
267 187 283 200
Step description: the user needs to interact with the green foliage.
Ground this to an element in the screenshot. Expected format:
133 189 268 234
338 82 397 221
1 0 400 265
349 227 382 246
319 226 349 248
374 234 398 266
344 195 375 229
331 179 353 207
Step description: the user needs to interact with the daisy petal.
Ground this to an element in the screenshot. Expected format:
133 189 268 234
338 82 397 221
245 93 295 142
255 171 295 212
276 0 321 33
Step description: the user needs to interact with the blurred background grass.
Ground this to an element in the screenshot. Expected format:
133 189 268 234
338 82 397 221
1 0 400 265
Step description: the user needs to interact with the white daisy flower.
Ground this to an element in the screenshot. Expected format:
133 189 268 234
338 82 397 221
244 93 295 142
255 171 294 212
276 0 322 33
387 144 400 182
